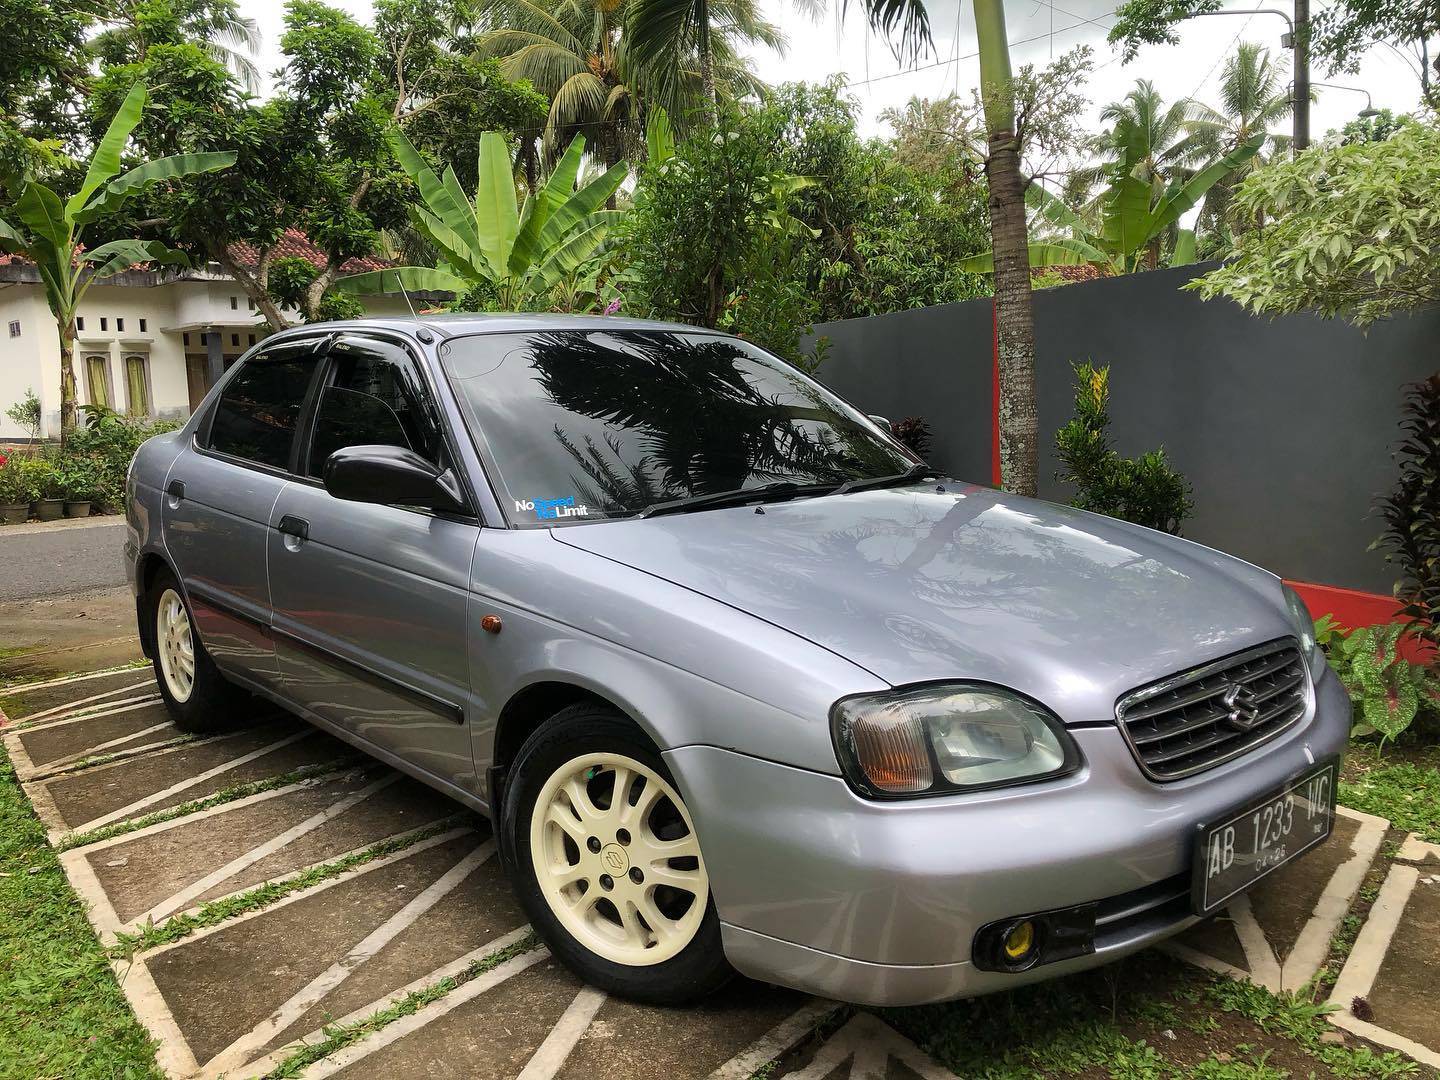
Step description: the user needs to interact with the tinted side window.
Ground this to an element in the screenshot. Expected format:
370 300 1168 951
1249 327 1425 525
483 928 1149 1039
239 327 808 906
306 339 440 477
208 346 319 469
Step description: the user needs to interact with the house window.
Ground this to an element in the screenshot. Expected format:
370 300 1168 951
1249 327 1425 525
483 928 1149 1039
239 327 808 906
99 317 108 331
231 333 240 347
248 334 256 345
77 317 85 331
7 320 18 338
230 296 238 310
183 332 190 346
84 355 111 409
200 333 207 345
139 318 147 333
247 297 256 311
116 318 125 332
124 355 151 417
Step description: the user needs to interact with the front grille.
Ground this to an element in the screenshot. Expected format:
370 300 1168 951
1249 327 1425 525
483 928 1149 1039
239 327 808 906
1116 640 1308 781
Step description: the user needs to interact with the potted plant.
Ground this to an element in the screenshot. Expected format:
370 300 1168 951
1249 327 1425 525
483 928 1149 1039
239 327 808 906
0 456 33 524
27 456 64 521
58 455 97 517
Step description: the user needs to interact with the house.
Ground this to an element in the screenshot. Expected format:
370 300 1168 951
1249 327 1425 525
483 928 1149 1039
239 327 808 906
0 230 421 440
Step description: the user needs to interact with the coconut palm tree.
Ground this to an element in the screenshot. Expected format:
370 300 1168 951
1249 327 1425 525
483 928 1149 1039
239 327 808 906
473 0 779 165
1183 43 1294 234
91 0 264 96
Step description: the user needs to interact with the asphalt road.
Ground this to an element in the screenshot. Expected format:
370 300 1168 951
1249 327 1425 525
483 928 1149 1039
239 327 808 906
0 518 128 601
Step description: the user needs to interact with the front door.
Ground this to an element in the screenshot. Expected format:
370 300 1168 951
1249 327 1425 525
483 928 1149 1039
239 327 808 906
266 334 480 794
185 355 209 413
163 338 324 684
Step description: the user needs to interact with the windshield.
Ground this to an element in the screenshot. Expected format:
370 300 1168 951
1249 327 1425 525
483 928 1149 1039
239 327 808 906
439 329 916 524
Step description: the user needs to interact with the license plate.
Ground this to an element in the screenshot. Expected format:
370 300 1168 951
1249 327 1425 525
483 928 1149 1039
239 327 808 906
1192 761 1337 916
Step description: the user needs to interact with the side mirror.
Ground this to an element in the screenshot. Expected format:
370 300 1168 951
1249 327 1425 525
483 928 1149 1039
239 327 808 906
867 414 893 433
323 445 468 514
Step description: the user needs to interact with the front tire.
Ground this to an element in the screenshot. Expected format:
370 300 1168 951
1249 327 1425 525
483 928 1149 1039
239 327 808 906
502 704 731 1004
148 569 250 733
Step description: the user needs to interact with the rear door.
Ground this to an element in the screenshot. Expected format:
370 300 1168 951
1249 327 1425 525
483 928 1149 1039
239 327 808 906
163 338 325 685
266 334 481 794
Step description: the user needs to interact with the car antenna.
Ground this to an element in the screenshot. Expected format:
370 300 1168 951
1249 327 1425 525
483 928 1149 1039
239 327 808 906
392 270 434 342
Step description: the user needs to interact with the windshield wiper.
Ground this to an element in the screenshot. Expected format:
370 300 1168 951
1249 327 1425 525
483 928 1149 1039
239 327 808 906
637 482 823 519
829 463 936 496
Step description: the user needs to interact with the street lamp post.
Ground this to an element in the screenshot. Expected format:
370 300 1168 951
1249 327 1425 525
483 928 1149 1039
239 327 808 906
1187 4 1309 151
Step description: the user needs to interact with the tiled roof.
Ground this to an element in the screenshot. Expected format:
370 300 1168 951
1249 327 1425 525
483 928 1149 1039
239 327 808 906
0 229 392 275
1032 262 1111 283
226 229 392 274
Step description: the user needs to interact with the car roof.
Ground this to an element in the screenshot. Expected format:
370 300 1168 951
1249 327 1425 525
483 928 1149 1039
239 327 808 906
265 312 711 346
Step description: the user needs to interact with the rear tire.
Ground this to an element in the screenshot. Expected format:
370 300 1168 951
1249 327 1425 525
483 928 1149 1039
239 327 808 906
502 703 732 1005
148 569 251 733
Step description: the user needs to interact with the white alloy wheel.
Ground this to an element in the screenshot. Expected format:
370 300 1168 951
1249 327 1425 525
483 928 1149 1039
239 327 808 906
529 752 709 966
156 587 195 703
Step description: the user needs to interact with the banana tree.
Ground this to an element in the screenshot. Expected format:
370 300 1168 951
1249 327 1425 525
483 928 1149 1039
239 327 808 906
0 83 235 440
338 130 627 311
963 132 1265 276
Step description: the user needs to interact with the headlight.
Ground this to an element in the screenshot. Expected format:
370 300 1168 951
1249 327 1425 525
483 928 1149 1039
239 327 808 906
1282 584 1325 678
831 684 1081 798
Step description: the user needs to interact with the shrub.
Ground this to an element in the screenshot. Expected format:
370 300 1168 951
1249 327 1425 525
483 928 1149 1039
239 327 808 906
62 413 180 511
1054 362 1194 534
1315 616 1439 743
1376 374 1440 650
891 416 933 459
5 389 41 441
0 455 39 505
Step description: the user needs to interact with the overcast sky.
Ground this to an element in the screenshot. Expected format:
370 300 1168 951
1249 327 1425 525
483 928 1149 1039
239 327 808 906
245 0 1424 143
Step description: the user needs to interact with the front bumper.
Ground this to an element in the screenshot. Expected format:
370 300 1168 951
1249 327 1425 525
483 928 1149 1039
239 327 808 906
664 665 1351 1006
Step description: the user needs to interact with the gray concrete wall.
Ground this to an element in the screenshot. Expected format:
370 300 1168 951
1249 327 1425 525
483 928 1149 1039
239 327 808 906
808 263 1440 594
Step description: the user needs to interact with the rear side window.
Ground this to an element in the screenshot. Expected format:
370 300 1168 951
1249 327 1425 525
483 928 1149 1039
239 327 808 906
305 338 441 477
207 345 319 469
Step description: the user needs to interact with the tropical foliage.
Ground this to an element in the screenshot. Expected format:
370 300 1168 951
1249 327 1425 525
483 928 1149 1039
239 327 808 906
474 0 777 164
964 128 1264 274
0 83 234 438
1377 375 1440 651
338 129 626 311
1315 617 1440 743
1054 362 1193 534
1191 120 1440 323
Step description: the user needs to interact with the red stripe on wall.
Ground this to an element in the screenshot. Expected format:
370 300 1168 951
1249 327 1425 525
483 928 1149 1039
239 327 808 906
991 302 1001 488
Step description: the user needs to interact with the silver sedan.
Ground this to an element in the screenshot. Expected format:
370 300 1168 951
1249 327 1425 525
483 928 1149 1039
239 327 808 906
125 315 1349 1006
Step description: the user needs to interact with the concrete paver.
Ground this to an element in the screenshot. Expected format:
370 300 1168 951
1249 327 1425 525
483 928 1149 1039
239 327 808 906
146 832 485 1066
14 699 171 769
555 981 808 1080
0 667 154 721
40 721 344 832
83 769 382 925
1364 871 1440 1048
328 958 586 1080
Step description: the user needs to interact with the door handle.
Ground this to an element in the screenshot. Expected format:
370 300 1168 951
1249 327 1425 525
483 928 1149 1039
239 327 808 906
277 515 309 542
166 479 185 502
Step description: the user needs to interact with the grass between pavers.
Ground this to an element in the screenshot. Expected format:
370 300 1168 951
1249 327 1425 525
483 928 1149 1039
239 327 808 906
55 758 365 852
260 930 542 1079
109 817 465 958
1341 744 1440 843
881 952 1429 1080
0 742 162 1080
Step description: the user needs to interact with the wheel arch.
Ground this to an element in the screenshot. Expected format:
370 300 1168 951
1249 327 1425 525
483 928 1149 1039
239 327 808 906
134 551 175 660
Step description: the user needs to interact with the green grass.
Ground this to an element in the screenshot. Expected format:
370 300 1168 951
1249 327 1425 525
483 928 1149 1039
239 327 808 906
0 743 161 1080
1341 760 1440 842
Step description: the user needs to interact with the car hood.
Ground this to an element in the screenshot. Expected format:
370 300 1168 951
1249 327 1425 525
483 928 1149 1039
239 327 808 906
552 483 1293 723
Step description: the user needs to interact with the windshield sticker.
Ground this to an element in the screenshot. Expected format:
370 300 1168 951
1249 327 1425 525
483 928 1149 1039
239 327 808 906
516 495 591 521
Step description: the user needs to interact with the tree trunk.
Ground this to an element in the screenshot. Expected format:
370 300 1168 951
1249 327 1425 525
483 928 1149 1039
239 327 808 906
698 39 717 126
214 246 291 331
974 0 1039 496
58 317 77 443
